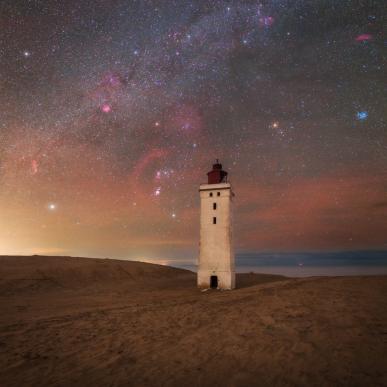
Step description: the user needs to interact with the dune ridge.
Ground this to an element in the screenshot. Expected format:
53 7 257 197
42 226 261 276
0 255 192 294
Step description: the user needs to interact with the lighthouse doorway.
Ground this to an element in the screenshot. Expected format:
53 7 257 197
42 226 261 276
210 276 218 289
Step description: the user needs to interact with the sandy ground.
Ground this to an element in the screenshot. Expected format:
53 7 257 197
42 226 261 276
0 256 387 387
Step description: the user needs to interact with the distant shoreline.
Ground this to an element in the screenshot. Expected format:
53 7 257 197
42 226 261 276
2 254 387 278
174 264 387 277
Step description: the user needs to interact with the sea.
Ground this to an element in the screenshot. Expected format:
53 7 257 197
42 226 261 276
170 250 387 277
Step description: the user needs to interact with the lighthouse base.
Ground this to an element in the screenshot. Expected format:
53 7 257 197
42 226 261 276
197 270 235 290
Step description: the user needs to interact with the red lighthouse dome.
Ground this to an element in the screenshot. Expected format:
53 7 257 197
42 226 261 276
207 159 228 184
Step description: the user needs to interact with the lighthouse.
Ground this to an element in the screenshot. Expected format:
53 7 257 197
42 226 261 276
198 160 235 290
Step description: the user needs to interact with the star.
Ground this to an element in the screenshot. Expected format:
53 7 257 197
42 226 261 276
31 160 38 175
48 203 57 211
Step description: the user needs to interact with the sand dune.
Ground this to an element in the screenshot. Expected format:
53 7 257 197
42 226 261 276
0 255 191 294
0 256 386 386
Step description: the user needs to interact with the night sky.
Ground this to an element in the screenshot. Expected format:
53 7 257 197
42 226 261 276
0 1 386 264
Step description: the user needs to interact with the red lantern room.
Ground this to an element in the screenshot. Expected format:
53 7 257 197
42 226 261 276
207 159 228 184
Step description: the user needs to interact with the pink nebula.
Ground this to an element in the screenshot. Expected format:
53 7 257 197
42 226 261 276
355 34 372 42
101 104 111 113
259 16 274 27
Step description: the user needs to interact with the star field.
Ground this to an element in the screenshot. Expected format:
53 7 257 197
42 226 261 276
0 1 386 262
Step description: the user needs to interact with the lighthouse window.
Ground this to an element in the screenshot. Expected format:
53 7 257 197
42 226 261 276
213 203 217 210
217 192 220 196
213 217 217 224
209 192 213 197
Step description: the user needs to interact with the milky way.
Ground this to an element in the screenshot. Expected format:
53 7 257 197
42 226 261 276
0 1 386 262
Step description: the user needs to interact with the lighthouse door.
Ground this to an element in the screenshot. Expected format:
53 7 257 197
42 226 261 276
210 276 218 289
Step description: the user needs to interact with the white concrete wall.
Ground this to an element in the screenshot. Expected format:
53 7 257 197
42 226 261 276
198 183 235 289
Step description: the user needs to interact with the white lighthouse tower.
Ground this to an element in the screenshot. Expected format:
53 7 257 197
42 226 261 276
198 160 235 290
